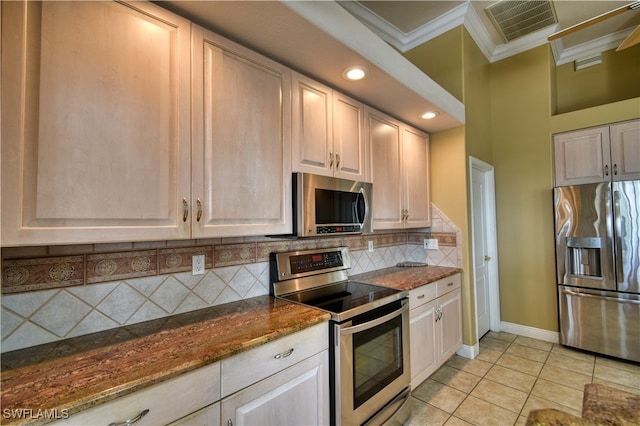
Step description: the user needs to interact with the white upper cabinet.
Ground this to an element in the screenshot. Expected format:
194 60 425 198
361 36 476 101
368 107 430 230
609 120 640 181
292 73 368 181
191 26 292 237
1 1 192 245
553 120 640 186
403 126 431 228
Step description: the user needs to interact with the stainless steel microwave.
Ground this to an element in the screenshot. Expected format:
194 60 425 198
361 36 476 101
293 173 372 237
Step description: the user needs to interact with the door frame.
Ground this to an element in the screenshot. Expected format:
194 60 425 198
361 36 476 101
469 156 501 338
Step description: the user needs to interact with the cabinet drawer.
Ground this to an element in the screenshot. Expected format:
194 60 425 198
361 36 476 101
55 361 220 426
437 273 461 297
409 283 437 310
221 322 328 397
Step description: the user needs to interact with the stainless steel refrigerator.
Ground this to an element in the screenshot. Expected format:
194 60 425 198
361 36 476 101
554 180 639 362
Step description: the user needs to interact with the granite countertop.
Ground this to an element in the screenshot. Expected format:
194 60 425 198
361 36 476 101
0 296 330 425
351 265 462 291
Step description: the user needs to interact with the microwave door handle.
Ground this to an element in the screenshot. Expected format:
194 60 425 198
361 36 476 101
355 190 367 225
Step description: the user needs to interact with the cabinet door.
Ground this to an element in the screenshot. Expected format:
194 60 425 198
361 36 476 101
610 120 640 181
1 1 191 245
221 350 329 426
368 108 403 229
553 126 611 186
333 92 368 181
291 73 333 176
192 26 292 237
437 288 463 362
402 127 431 228
409 299 438 388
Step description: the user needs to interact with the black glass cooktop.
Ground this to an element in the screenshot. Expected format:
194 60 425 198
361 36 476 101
279 280 403 321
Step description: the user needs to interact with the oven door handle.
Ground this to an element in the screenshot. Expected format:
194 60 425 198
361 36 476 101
340 302 408 336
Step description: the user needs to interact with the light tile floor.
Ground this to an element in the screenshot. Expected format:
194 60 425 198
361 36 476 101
406 331 640 426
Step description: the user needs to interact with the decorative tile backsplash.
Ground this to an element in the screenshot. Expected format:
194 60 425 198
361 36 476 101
1 206 461 352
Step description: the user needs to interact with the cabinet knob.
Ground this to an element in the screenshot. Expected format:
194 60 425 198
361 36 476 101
107 409 149 426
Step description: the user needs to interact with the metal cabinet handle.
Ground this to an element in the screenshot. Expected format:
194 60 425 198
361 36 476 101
447 282 454 287
605 164 610 176
613 164 618 175
182 198 189 222
484 255 491 261
417 294 425 299
107 409 149 426
336 153 341 169
227 419 233 426
329 152 334 168
274 348 294 359
196 198 202 222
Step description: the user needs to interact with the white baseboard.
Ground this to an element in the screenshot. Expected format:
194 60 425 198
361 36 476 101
456 323 559 360
500 321 560 344
456 343 478 359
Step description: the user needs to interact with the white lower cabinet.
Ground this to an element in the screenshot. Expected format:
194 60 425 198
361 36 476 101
221 322 329 426
221 350 329 426
409 273 462 388
53 361 221 426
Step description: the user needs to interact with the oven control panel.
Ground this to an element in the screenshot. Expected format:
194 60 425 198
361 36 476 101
290 250 344 274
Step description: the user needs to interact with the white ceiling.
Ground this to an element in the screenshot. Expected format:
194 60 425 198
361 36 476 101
159 1 639 134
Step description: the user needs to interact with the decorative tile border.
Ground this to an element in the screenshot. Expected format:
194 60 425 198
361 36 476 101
159 246 213 274
2 233 417 295
87 250 158 284
1 256 84 294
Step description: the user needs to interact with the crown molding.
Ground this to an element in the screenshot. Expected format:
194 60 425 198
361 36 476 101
551 27 635 66
339 1 634 65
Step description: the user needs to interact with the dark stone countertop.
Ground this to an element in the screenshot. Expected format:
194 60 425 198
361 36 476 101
351 265 462 291
0 296 329 425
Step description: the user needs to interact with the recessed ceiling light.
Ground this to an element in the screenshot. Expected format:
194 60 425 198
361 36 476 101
421 111 439 120
342 66 368 81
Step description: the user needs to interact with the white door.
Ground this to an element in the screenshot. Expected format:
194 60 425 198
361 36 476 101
470 157 500 340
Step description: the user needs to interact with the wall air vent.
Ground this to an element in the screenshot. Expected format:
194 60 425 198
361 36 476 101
486 1 558 42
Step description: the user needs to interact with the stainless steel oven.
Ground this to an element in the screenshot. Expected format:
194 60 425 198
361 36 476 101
271 247 411 426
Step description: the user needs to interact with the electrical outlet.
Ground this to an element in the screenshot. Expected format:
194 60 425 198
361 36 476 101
424 239 439 250
368 241 374 252
192 254 205 275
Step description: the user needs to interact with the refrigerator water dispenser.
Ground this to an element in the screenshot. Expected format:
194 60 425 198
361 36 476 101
566 237 601 278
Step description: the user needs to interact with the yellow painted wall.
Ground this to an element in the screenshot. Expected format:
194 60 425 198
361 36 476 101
404 28 464 102
490 45 558 331
429 125 474 346
406 28 492 346
555 44 640 114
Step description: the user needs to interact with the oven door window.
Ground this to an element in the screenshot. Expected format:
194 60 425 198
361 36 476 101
352 313 404 408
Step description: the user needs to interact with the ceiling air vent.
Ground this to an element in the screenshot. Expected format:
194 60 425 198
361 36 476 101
486 1 558 42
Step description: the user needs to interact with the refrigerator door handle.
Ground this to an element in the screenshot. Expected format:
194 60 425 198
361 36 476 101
612 190 624 285
561 288 640 305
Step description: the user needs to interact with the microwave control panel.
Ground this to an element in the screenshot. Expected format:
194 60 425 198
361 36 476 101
316 225 361 234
